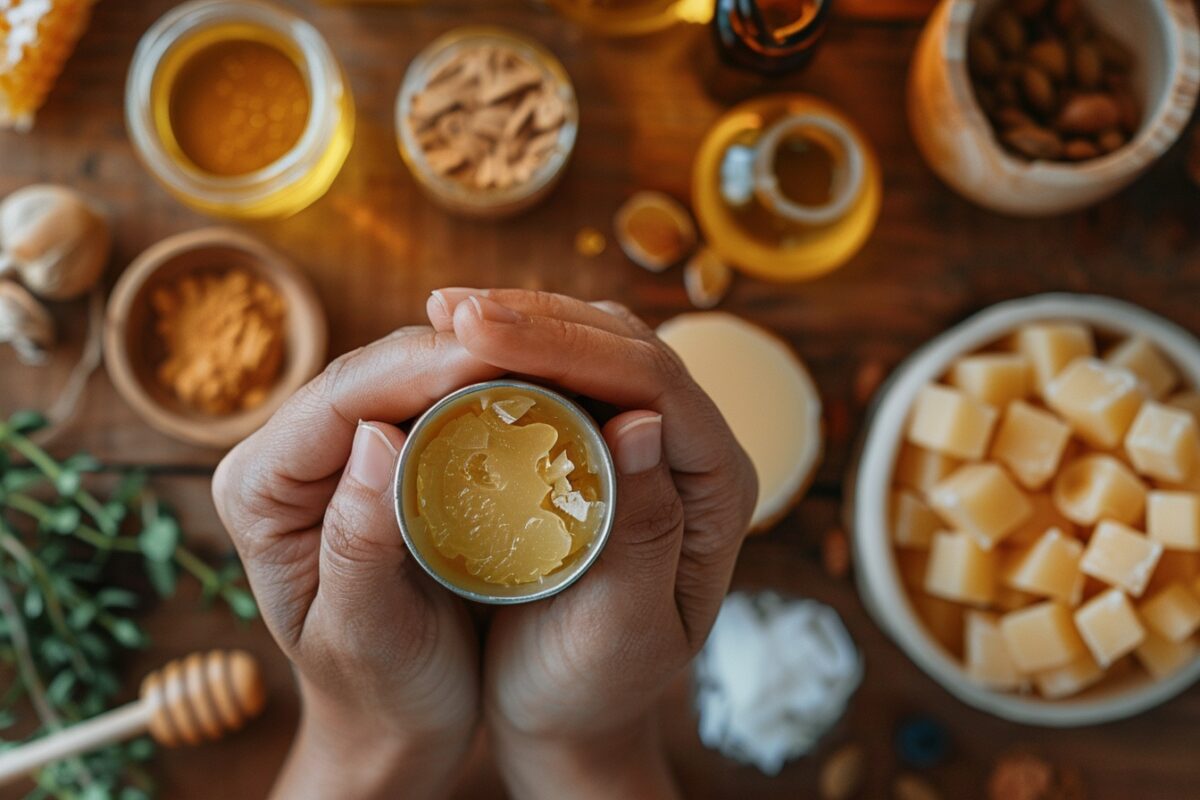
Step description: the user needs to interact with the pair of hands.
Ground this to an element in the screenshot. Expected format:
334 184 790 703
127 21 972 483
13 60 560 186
212 289 758 799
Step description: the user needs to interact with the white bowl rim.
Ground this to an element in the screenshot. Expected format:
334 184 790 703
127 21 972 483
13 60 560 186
938 0 1200 182
849 293 1200 727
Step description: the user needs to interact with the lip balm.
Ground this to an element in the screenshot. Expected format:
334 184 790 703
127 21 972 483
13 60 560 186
394 381 616 604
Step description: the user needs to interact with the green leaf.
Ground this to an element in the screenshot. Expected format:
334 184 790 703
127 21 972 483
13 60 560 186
109 619 145 649
7 410 47 433
224 587 259 620
48 506 81 534
46 670 76 706
96 589 139 609
82 784 111 800
0 709 15 729
126 738 155 761
138 517 179 562
23 586 43 618
69 602 99 630
63 454 101 473
145 558 177 598
113 471 147 507
119 788 151 800
2 468 41 492
55 470 82 497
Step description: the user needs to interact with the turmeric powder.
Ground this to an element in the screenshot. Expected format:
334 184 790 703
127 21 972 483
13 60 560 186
151 269 286 415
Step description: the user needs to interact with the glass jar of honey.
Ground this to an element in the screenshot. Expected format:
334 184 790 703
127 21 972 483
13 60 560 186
692 93 882 282
125 0 354 219
395 381 616 604
547 0 693 36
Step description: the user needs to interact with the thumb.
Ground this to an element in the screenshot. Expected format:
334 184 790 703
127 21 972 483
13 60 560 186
317 421 413 615
596 412 684 599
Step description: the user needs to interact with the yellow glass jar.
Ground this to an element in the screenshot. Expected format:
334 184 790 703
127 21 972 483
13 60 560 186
692 94 882 282
125 0 354 219
547 0 694 36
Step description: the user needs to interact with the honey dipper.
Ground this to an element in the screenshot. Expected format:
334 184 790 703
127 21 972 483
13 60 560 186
0 650 265 786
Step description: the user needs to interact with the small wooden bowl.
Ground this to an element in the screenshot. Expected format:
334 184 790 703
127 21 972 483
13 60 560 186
104 228 327 449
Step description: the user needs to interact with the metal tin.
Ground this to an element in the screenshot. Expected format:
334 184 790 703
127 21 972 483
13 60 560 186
394 380 616 604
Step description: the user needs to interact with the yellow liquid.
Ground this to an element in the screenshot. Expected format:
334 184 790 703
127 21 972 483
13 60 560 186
409 389 606 587
548 0 689 35
148 23 354 218
169 39 310 177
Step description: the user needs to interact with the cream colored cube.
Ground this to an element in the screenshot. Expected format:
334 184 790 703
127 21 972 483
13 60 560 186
894 445 961 497
1167 391 1200 424
930 464 1033 550
1146 491 1200 551
1135 631 1198 679
1006 492 1078 547
1045 358 1144 449
1053 455 1147 527
1074 587 1146 667
990 401 1072 490
891 489 940 549
907 385 999 460
912 592 965 657
1080 520 1163 597
949 353 1031 408
1139 582 1200 643
1035 653 1104 700
965 611 1024 690
1105 337 1178 399
1015 322 1095 394
999 601 1087 672
1124 402 1200 484
1003 528 1084 605
924 530 996 606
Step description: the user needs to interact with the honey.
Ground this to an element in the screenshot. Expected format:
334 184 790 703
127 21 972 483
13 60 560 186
398 383 614 600
127 2 354 218
547 0 691 36
168 39 310 177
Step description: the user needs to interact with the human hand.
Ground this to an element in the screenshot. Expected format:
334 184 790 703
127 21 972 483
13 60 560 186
212 328 501 800
426 289 759 799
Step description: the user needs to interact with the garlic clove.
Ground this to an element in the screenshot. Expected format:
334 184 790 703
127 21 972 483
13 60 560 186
0 184 111 301
0 280 55 365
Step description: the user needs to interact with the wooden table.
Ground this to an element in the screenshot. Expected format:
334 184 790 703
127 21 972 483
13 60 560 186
3 0 1199 797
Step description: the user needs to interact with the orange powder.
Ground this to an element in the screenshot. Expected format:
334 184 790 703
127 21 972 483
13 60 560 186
168 39 310 176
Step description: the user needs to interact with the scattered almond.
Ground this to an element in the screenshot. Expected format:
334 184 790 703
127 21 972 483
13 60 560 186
823 528 851 578
684 247 732 309
894 774 942 800
988 753 1054 800
819 743 865 800
574 226 606 257
408 44 569 191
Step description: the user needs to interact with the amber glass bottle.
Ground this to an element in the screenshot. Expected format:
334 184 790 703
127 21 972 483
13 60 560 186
713 0 833 75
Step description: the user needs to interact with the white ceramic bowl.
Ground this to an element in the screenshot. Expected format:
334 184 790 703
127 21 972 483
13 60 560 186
908 0 1200 216
847 294 1200 726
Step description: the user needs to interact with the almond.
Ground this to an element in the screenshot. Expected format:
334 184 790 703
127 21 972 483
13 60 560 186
1055 93 1120 134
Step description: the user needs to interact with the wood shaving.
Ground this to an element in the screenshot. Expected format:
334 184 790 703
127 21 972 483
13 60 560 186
409 44 567 191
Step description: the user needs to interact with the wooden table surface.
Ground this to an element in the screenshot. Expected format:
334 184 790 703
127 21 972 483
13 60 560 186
3 0 1200 797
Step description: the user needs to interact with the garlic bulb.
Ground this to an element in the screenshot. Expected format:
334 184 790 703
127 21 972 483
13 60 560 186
0 280 55 365
0 184 110 301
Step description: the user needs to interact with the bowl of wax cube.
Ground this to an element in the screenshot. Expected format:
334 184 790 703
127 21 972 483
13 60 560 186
847 294 1200 726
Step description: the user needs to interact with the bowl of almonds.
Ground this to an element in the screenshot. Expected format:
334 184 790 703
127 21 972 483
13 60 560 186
396 27 579 218
908 0 1199 216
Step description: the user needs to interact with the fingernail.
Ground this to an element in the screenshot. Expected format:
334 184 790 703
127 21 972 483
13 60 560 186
347 422 398 494
432 287 485 317
469 295 523 324
614 414 663 475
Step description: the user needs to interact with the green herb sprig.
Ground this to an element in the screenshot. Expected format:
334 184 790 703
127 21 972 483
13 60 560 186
0 411 257 799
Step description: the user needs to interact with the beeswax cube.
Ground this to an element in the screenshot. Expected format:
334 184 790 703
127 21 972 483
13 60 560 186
907 385 998 460
895 445 961 497
1053 455 1147 527
1045 358 1144 449
1167 391 1200 424
1105 337 1178 399
949 353 1031 408
1006 492 1078 547
1074 588 1145 667
1003 528 1084 605
1000 601 1086 672
965 611 1024 690
930 464 1032 549
1146 491 1200 551
891 489 939 549
1124 402 1200 484
1080 520 1162 597
912 592 965 657
925 530 996 605
1035 653 1104 699
1138 582 1200 643
1135 631 1198 679
1015 323 1095 394
990 401 1072 490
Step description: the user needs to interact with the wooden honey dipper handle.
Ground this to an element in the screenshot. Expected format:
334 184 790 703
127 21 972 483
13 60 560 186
0 650 265 787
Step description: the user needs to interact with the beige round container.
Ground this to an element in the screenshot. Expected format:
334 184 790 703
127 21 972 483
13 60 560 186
847 294 1200 726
